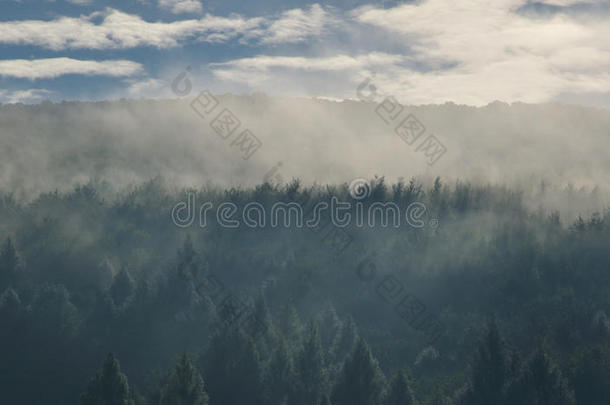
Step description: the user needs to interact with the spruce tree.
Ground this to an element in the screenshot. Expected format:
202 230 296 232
264 338 295 405
110 268 135 307
160 353 208 405
506 348 575 405
571 345 610 405
321 394 333 405
253 289 274 358
335 316 359 365
201 327 263 405
291 322 327 405
462 318 507 405
0 288 22 349
331 338 385 405
385 369 417 405
0 287 21 322
0 237 19 289
278 305 303 343
81 353 134 405
318 304 343 364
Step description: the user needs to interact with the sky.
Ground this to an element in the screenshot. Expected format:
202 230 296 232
1 0 610 107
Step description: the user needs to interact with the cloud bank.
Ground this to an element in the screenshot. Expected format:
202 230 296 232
0 58 143 79
0 5 331 50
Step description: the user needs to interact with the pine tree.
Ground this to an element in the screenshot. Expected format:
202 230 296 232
291 322 327 405
201 327 263 405
264 338 295 405
506 348 575 405
0 288 22 341
321 394 333 405
331 338 385 405
253 289 275 358
0 287 21 320
571 345 610 405
461 318 507 405
318 304 343 364
278 305 303 343
177 234 198 281
160 353 208 405
0 237 19 289
335 316 358 364
0 288 23 405
29 283 78 339
429 393 452 405
110 268 135 307
81 353 134 405
385 369 417 405
254 289 271 326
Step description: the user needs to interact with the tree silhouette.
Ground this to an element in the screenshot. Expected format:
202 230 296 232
385 369 417 405
263 338 294 405
160 353 208 405
81 353 134 405
506 348 575 405
202 327 262 405
110 268 135 307
571 345 610 405
461 318 507 405
292 322 327 405
331 338 385 405
0 238 19 289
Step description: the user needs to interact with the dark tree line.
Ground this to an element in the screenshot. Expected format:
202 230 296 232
1 177 610 403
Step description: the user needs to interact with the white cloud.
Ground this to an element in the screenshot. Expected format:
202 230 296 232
210 53 405 88
348 0 610 105
3 2 609 106
213 52 404 72
0 6 334 50
66 0 93 5
261 3 334 44
0 8 264 50
124 78 168 98
201 0 610 105
540 0 600 6
0 58 143 80
0 89 53 104
158 0 202 14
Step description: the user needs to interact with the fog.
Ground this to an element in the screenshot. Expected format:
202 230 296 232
1 95 608 217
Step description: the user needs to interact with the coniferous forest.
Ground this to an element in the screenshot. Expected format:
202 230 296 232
2 0 610 403
2 177 610 405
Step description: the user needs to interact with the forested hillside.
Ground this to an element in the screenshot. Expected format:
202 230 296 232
2 177 610 404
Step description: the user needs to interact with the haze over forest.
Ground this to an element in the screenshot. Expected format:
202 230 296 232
3 1 610 404
1 97 609 218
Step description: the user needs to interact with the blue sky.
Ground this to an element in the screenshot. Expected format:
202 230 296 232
1 0 609 107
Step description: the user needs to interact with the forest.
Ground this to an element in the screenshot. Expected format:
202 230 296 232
1 176 610 404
